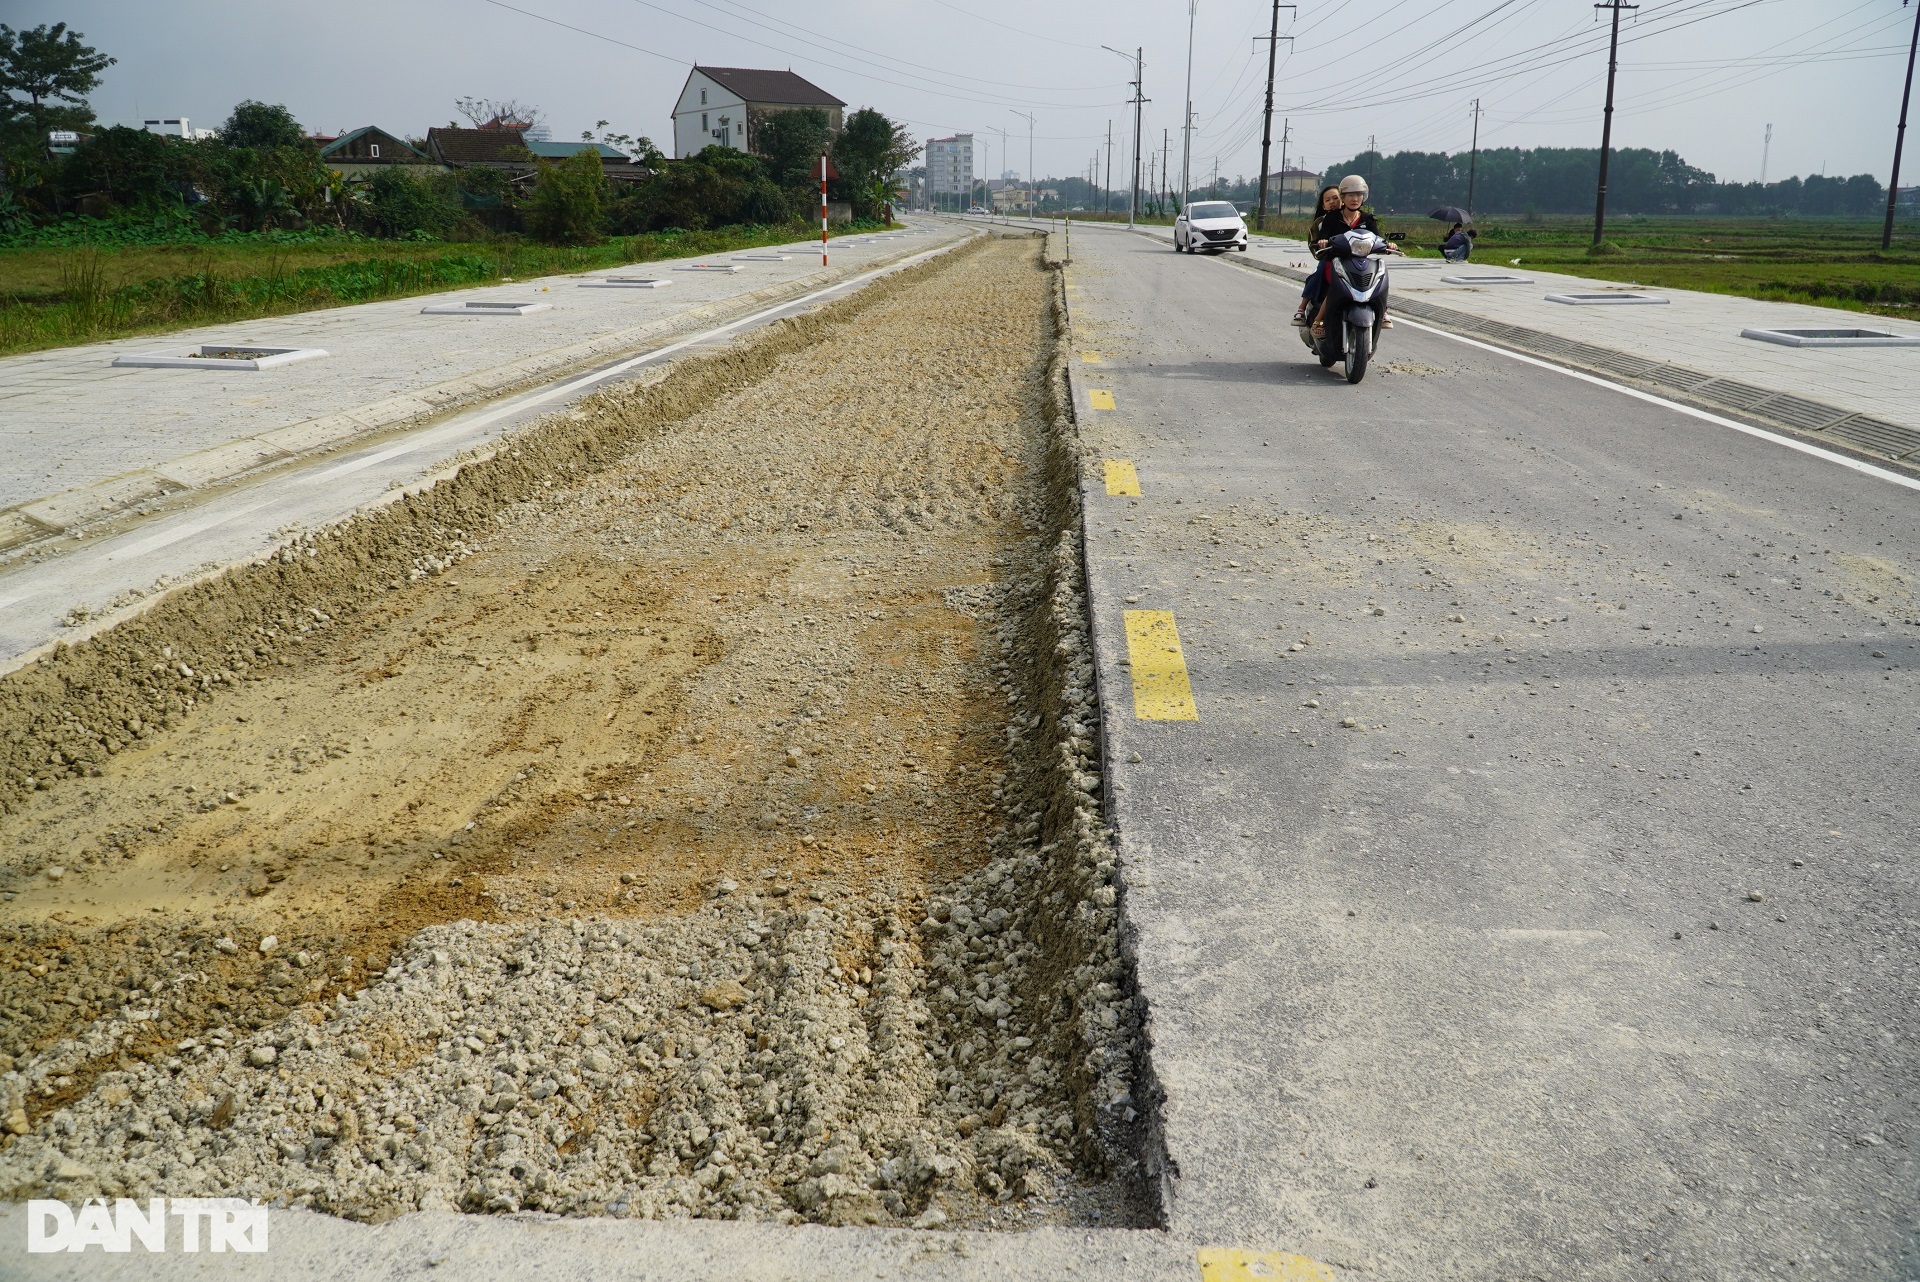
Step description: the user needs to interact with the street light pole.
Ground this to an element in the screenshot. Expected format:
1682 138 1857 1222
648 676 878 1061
1591 0 1638 248
1181 0 1197 215
1882 0 1920 249
1013 110 1035 220
1104 44 1148 227
1254 1 1296 231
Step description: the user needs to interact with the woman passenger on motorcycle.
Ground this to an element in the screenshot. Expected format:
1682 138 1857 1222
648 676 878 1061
1309 175 1393 340
1292 185 1343 325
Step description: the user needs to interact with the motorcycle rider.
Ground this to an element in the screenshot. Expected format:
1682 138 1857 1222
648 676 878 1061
1293 185 1343 326
1309 175 1394 340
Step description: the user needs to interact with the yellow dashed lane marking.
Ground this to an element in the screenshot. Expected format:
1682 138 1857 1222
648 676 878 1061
1198 1247 1337 1281
1088 388 1116 411
1081 350 1103 363
1103 459 1141 496
1123 610 1198 721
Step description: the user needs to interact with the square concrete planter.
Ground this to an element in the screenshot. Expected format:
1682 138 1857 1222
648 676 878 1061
1740 327 1920 348
579 277 673 289
1441 273 1531 284
1546 292 1669 306
420 301 553 316
730 253 793 262
113 345 328 370
673 264 744 274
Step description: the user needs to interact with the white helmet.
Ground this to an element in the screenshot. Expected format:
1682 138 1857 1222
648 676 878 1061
1338 174 1369 198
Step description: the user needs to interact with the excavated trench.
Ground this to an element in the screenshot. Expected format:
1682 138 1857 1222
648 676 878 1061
0 235 1157 1230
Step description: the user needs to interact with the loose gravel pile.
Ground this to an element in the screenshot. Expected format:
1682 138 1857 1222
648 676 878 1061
0 236 1152 1229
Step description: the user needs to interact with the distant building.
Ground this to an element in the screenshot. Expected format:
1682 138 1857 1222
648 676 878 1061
141 118 217 140
424 124 650 186
924 133 973 208
671 66 845 159
319 127 438 178
45 130 90 159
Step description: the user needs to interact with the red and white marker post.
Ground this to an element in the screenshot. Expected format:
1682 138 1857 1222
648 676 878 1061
820 154 829 266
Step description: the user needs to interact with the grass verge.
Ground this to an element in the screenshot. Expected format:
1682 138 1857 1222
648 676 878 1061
0 222 886 358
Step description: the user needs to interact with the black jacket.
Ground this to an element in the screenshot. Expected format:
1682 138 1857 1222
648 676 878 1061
1312 208 1380 259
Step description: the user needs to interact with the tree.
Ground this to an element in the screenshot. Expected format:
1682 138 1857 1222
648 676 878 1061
528 148 606 244
831 108 919 218
758 107 832 189
0 22 113 138
221 100 306 151
455 97 542 130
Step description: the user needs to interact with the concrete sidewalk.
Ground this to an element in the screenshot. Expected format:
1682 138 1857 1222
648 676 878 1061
0 223 958 558
1060 217 1920 467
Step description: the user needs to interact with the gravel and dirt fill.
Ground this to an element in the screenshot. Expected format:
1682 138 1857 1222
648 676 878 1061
0 235 1155 1230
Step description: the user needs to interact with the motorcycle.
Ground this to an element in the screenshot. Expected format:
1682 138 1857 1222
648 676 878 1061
1298 227 1401 384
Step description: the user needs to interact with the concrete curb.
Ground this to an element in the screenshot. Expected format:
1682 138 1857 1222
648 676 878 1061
0 239 956 560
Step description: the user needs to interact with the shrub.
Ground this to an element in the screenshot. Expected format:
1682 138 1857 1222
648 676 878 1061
527 150 607 245
364 167 459 239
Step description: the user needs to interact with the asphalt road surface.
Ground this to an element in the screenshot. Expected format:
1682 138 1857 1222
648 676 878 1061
1068 225 1917 1280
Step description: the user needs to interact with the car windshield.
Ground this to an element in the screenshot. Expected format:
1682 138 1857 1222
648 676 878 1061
1187 202 1239 220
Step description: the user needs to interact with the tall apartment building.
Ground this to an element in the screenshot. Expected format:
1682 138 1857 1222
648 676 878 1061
925 133 974 208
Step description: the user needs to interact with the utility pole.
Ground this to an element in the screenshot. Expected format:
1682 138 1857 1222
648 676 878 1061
1013 110 1035 219
1277 119 1291 216
1181 0 1197 215
1760 122 1772 186
1883 0 1919 249
1254 1 1297 231
1367 133 1377 188
1162 129 1172 214
1592 0 1638 248
1105 120 1114 216
1467 98 1483 216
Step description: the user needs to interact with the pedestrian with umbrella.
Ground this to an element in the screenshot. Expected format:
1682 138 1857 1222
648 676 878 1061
1430 206 1475 262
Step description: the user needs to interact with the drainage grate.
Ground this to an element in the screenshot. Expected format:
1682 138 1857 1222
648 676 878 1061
1750 394 1852 432
1591 352 1663 377
1740 326 1920 348
420 301 553 316
113 344 328 370
1641 365 1716 390
1546 292 1669 305
1824 415 1920 459
1696 379 1775 411
579 277 673 289
1440 273 1532 284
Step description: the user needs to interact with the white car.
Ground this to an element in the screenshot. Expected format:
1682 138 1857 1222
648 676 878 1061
1174 201 1249 253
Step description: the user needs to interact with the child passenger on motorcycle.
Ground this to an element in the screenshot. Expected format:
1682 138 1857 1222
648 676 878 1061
1292 185 1343 326
1308 175 1394 340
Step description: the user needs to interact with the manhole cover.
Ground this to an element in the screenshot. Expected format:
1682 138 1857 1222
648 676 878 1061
1441 273 1531 284
420 301 553 316
113 344 328 370
1546 292 1669 305
1741 326 1920 348
580 277 673 289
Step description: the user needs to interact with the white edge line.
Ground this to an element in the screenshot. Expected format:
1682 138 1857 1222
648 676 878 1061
1390 317 1920 493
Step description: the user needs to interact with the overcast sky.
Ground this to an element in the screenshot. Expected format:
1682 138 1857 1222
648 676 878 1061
25 0 1918 189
